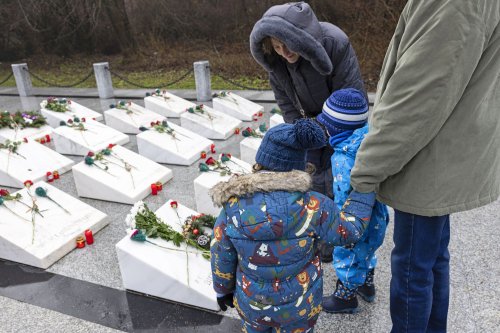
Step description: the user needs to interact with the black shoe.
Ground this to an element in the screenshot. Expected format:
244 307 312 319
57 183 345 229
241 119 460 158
322 280 359 314
320 243 334 263
357 268 376 302
322 294 359 314
357 283 376 303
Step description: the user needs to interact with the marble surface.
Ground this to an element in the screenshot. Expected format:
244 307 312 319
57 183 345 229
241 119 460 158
41 101 103 128
180 106 242 140
239 137 262 165
136 121 213 166
193 156 252 215
72 145 173 204
212 92 264 121
144 93 196 118
104 103 165 134
116 199 218 311
270 114 284 128
0 141 74 188
0 181 108 269
52 119 129 156
0 125 53 143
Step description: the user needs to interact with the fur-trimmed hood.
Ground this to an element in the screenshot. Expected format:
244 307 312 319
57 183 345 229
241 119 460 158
250 2 332 75
210 170 312 207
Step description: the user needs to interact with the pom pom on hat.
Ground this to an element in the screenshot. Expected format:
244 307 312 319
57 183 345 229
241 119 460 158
317 88 368 136
255 118 326 172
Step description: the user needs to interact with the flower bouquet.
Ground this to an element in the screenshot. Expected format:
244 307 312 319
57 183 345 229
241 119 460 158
125 201 211 259
41 97 71 113
0 111 47 130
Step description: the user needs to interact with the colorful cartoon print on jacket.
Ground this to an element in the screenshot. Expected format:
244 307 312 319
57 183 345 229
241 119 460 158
330 123 389 290
209 170 375 328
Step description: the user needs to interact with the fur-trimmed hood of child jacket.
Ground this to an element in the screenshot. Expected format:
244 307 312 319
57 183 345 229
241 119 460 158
209 170 373 326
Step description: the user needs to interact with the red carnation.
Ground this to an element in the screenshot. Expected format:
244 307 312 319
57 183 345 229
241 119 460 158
0 189 10 196
170 201 178 209
205 157 216 165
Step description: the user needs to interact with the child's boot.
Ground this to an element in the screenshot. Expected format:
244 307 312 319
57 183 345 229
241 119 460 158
357 268 376 302
322 280 359 313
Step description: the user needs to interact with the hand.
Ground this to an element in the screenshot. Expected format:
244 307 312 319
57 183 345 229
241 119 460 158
339 190 376 240
217 293 234 311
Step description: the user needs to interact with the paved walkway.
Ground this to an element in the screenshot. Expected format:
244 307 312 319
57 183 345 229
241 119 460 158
0 89 498 333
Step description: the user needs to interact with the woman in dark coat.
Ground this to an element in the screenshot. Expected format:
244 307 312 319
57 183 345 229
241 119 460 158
250 1 367 200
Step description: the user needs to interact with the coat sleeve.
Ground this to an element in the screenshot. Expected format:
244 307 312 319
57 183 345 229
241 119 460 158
269 72 302 123
211 209 238 295
350 2 486 193
311 192 375 247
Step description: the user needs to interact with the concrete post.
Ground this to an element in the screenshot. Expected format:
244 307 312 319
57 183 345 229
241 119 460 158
11 63 33 97
93 62 114 99
194 60 211 102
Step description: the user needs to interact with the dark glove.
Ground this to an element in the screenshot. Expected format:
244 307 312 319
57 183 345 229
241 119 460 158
217 293 234 311
339 190 376 243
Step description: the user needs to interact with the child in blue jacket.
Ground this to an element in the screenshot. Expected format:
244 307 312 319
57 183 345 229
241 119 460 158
317 88 389 313
210 119 377 332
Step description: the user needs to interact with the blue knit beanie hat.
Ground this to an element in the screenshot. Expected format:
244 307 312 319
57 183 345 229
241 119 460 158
255 118 326 171
317 88 368 136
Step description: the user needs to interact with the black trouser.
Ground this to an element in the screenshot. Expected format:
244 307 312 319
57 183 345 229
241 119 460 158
307 146 333 198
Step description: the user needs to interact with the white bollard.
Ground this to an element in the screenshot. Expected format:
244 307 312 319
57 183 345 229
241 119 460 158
194 60 211 102
11 63 33 97
93 62 114 99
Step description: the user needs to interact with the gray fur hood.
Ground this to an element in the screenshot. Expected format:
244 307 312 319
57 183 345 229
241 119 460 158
250 2 332 75
210 170 312 207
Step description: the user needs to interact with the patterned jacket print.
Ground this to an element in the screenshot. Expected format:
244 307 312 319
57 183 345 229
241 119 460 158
331 124 389 289
209 170 375 327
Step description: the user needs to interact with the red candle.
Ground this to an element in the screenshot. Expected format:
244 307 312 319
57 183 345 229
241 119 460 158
151 184 158 195
155 182 163 191
84 229 94 245
76 236 85 249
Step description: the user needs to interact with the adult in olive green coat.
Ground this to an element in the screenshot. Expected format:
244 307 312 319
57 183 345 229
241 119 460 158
349 0 500 331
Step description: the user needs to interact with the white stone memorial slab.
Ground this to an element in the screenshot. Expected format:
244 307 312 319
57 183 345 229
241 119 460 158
194 156 252 215
136 122 213 166
212 91 264 121
0 181 108 269
0 125 53 143
239 137 263 165
72 145 173 204
116 200 218 311
270 114 285 128
40 100 103 128
104 102 165 134
180 106 242 140
144 92 196 118
52 119 129 156
0 141 74 188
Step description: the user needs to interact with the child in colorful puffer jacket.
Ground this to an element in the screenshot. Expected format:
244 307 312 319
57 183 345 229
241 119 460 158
317 88 389 314
209 119 377 333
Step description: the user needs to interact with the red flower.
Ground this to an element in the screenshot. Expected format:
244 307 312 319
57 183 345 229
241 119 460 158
67 119 73 124
200 151 207 159
131 229 139 237
107 143 115 149
193 229 199 235
0 189 9 196
150 121 156 127
45 134 51 142
23 137 28 143
205 157 216 165
210 143 216 153
81 117 86 122
234 128 240 134
87 151 95 157
24 180 33 188
170 201 178 209
227 153 232 159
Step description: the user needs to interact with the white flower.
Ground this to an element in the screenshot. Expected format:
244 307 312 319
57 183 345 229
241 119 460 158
40 101 47 109
125 213 135 229
25 118 33 124
130 200 145 217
